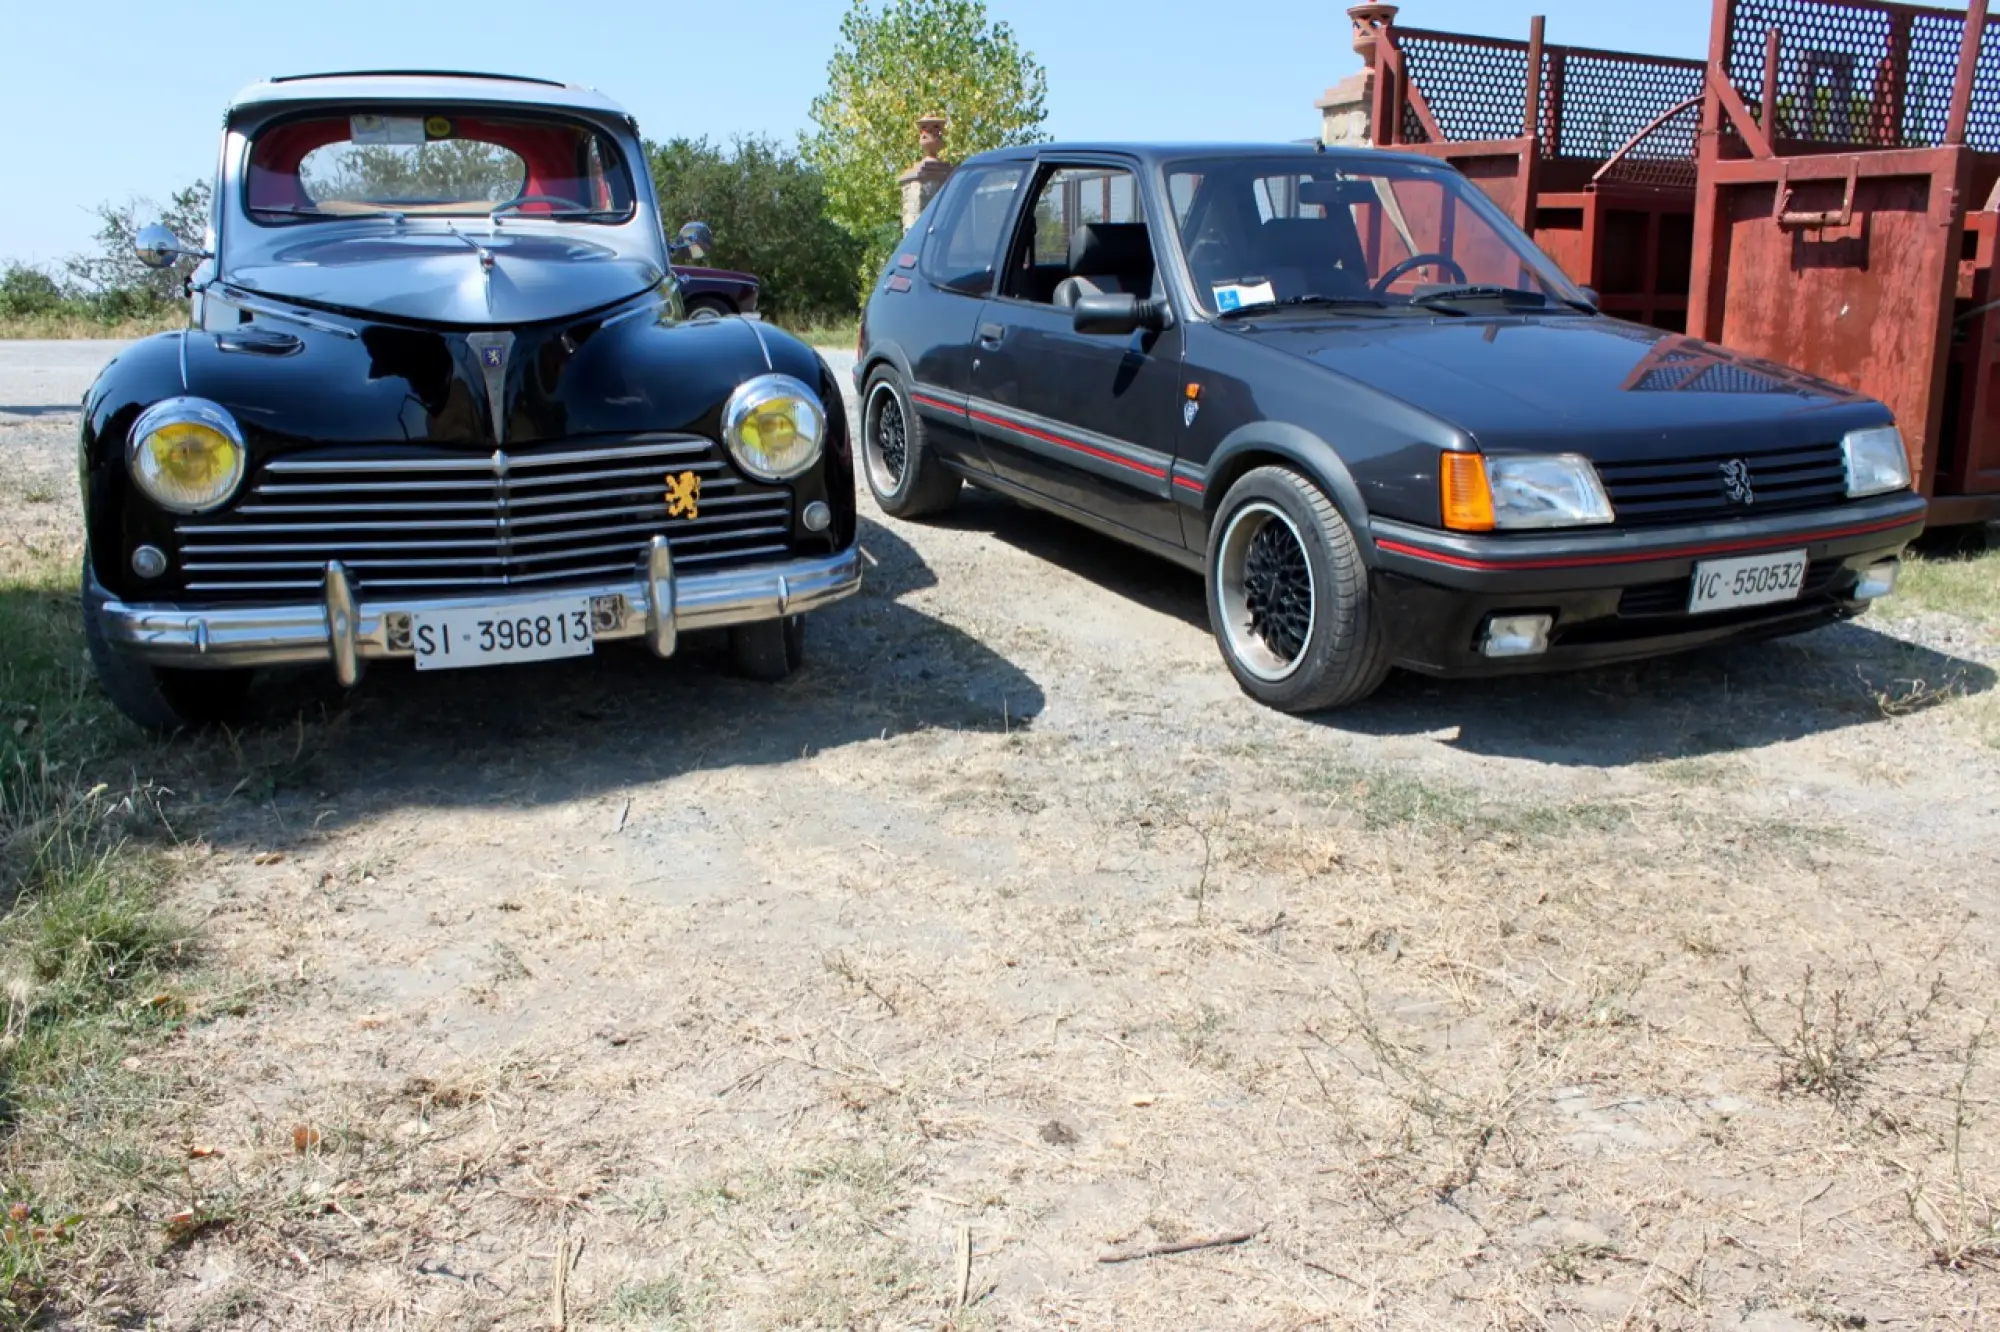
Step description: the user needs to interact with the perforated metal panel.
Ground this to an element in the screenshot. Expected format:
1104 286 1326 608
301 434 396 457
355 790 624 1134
1396 34 1535 144
1391 28 1704 164
1724 0 2000 151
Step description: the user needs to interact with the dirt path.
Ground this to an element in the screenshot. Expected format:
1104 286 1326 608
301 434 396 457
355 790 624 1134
4 344 1998 1329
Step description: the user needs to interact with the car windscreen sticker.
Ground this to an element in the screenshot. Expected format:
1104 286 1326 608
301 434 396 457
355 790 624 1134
425 116 454 140
350 115 427 146
1213 281 1276 312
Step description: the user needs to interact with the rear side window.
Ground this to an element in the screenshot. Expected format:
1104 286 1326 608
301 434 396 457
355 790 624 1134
922 165 1027 294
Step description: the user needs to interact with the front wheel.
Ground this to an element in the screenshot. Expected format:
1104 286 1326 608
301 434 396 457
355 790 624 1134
861 367 962 518
1206 467 1390 713
685 296 733 321
82 559 255 733
728 615 806 682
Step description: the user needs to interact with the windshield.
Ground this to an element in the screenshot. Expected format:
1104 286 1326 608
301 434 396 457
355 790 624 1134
1166 156 1585 316
245 109 637 224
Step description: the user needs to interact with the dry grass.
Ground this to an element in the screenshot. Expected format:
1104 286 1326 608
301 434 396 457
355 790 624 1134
1897 540 2000 630
68 721 1989 1328
0 429 1995 1323
0 311 183 340
0 536 206 1327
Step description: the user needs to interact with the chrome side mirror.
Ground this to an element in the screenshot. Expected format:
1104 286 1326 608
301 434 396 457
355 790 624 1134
136 223 208 270
669 221 713 263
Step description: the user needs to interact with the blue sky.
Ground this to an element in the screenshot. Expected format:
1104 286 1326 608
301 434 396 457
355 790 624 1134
0 0 1715 266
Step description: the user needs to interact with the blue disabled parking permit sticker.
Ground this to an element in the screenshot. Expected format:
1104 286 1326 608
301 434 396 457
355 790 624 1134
1213 281 1275 311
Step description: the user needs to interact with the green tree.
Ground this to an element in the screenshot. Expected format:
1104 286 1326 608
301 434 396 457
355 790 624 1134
302 141 523 203
804 0 1048 282
649 136 865 324
65 179 212 317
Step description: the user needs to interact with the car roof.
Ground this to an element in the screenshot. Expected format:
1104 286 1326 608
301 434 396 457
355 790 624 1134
959 141 1432 170
228 71 631 120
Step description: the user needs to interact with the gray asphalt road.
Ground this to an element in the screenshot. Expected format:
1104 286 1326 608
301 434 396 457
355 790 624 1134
0 338 859 424
0 340 130 422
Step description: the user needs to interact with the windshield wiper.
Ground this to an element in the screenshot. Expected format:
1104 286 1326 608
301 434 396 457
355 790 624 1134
1407 285 1593 314
1216 293 1390 320
253 204 406 223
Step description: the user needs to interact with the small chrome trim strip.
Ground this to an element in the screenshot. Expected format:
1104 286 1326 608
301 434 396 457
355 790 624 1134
261 438 710 474
217 291 360 339
747 317 774 370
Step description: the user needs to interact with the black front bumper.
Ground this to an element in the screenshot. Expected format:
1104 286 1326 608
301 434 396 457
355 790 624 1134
1368 494 1929 677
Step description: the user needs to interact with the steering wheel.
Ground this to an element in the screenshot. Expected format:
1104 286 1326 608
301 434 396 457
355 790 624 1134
1373 252 1468 295
491 194 584 218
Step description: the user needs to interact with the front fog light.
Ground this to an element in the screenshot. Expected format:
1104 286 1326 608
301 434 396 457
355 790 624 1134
1842 426 1911 497
723 374 826 481
128 397 246 513
1482 613 1553 659
1855 559 1901 600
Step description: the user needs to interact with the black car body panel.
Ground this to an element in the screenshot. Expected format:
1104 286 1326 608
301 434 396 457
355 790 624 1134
859 141 1926 691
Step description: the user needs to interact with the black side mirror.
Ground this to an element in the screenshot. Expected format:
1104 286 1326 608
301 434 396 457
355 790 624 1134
670 221 713 263
1072 292 1170 336
1578 285 1601 310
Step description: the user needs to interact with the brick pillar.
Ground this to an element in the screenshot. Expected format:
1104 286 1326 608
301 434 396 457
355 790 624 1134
1316 4 1400 147
899 116 956 229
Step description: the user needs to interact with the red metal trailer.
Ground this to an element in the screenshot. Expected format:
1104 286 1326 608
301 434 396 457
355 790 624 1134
1365 14 1706 330
1691 0 2000 524
1363 1 2000 525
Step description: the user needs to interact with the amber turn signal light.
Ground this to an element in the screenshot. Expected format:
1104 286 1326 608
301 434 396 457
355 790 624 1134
1440 453 1497 531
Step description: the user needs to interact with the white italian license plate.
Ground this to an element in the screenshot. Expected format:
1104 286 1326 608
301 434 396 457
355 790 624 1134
410 597 594 671
1687 549 1808 613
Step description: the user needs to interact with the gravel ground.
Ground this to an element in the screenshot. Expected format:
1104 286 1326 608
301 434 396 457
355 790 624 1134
3 336 1998 1329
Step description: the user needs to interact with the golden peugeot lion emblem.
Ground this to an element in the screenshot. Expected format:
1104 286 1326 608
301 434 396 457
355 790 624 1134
664 470 702 520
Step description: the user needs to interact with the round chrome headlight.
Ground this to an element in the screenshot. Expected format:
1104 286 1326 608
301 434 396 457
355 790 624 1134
127 397 246 514
721 374 826 482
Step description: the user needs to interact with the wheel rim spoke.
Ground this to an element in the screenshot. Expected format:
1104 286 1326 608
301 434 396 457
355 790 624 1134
876 395 907 483
1243 521 1311 662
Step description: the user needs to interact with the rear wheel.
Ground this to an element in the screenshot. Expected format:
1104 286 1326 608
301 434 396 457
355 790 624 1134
82 559 255 733
728 615 806 682
1206 467 1389 713
861 367 961 518
685 296 734 321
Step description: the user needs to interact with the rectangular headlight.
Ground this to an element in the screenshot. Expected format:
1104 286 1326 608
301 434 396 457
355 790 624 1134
1842 426 1911 498
1487 454 1615 530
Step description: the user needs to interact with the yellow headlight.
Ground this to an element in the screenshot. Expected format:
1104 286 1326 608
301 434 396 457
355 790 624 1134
723 375 826 481
128 398 246 513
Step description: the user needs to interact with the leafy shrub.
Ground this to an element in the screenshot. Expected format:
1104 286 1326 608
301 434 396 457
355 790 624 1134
649 136 865 324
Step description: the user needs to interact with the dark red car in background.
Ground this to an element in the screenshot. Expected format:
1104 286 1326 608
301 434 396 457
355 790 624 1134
674 265 760 320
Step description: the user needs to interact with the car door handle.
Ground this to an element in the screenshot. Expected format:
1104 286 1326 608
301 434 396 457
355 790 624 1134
978 323 1006 348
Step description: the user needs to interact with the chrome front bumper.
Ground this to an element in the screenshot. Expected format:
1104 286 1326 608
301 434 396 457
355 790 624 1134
95 537 862 684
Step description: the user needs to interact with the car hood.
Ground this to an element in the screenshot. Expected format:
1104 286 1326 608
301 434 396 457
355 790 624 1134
170 294 812 451
223 229 664 327
1250 316 1889 456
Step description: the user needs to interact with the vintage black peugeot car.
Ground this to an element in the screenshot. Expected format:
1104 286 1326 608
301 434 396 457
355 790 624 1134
81 72 858 731
856 143 1929 712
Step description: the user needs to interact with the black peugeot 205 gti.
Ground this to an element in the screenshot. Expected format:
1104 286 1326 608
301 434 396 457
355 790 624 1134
855 142 1928 712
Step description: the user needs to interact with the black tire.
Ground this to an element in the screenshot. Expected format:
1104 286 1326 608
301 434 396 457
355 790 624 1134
860 367 962 518
685 296 733 321
728 614 806 682
81 559 255 733
1205 466 1390 713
